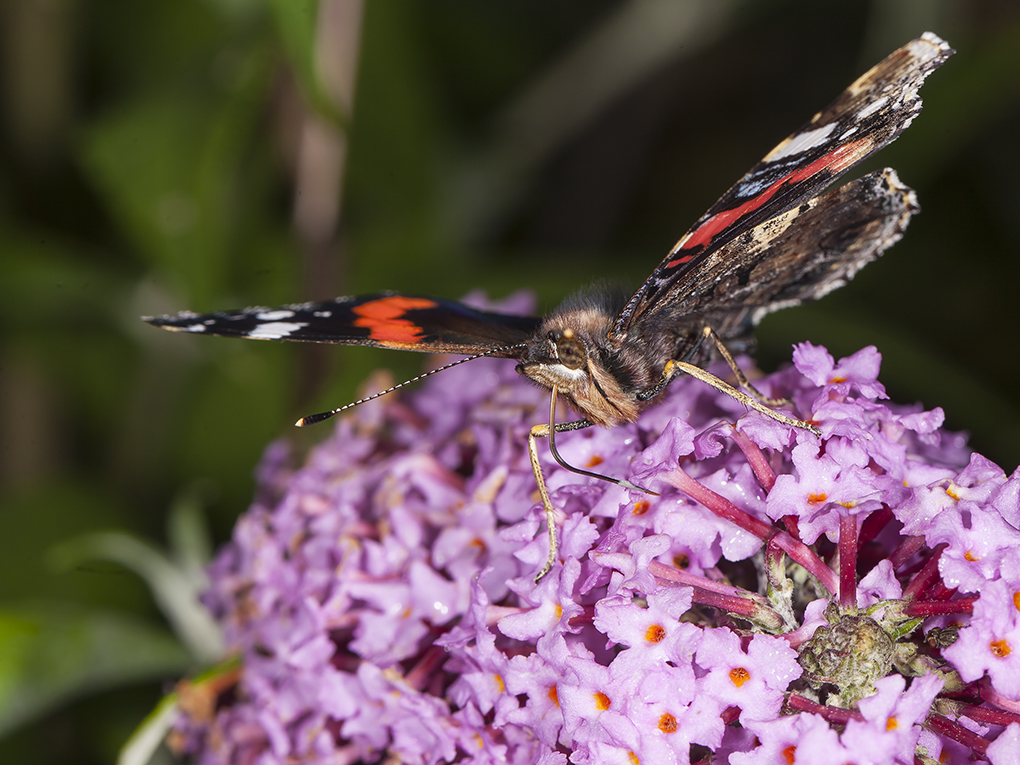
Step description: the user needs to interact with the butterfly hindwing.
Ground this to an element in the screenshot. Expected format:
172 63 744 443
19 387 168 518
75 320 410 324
144 292 541 357
613 32 953 337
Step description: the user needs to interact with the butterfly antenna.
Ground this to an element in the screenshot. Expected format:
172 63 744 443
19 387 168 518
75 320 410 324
545 387 658 496
295 344 527 427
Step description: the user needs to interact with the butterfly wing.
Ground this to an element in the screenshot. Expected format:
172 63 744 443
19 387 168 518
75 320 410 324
144 292 541 357
670 167 918 353
612 32 953 338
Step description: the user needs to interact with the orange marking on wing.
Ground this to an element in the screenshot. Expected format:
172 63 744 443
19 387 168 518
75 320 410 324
354 296 437 319
352 296 437 344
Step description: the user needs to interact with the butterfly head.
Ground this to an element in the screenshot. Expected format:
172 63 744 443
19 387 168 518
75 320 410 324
516 303 640 427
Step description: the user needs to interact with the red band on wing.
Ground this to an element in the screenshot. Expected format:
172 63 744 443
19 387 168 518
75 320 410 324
664 253 696 269
680 140 865 253
352 296 437 344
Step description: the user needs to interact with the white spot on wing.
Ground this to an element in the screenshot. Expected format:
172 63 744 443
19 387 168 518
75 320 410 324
247 322 307 339
766 122 837 162
735 175 771 198
915 32 952 57
256 310 296 321
856 95 888 120
313 311 332 318
186 324 206 332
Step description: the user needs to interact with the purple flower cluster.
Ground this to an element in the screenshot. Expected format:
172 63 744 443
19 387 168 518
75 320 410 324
170 328 1020 764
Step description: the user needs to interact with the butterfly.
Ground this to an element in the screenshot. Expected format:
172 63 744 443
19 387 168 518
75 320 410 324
145 33 953 580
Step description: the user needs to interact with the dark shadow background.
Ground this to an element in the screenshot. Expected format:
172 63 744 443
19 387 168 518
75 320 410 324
1 1 1018 762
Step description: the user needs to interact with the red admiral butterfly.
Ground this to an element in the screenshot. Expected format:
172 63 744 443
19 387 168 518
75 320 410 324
146 33 953 579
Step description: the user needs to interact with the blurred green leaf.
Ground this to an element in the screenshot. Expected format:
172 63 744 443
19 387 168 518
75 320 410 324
81 99 230 291
77 49 274 307
116 690 179 765
0 605 190 738
49 532 223 664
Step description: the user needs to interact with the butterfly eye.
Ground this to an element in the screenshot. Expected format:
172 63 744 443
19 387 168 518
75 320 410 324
555 331 586 370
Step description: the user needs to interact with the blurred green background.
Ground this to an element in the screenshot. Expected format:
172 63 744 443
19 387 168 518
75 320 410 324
1 1 1018 762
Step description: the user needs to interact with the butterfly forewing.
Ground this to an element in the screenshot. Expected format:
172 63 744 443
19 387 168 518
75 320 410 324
612 32 953 338
145 292 540 357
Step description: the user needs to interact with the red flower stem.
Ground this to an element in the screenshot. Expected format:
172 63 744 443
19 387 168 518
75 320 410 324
959 703 1020 728
980 676 1020 714
769 531 838 595
940 680 981 703
925 713 989 756
688 587 757 618
661 465 770 537
787 693 863 724
720 706 740 724
730 427 776 491
405 645 448 692
660 466 838 594
648 560 748 597
781 514 801 541
567 604 596 628
649 562 784 630
857 505 892 549
887 534 926 570
838 513 858 609
927 581 958 601
903 597 976 618
903 543 946 601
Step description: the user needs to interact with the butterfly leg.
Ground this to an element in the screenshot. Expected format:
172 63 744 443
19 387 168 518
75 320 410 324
528 419 574 582
529 386 599 581
699 326 789 407
529 386 660 581
638 330 820 436
529 415 593 582
659 359 818 434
